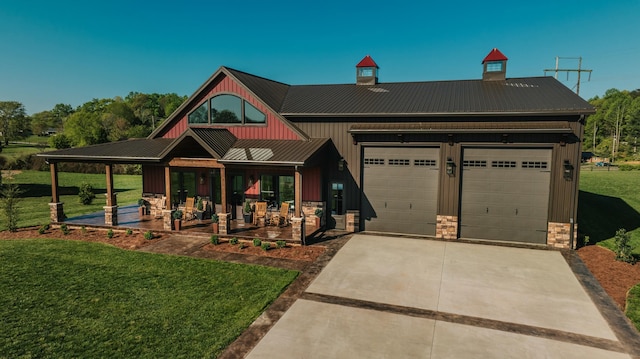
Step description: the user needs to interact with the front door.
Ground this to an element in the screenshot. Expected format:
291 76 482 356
229 175 244 220
330 181 345 230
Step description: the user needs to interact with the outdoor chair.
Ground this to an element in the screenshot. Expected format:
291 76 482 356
271 202 290 226
184 197 196 220
254 201 268 226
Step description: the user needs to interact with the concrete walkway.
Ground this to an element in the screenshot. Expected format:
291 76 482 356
243 234 640 358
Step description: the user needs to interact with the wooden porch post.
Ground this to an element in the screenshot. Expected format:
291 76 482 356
164 166 171 206
220 167 227 212
104 164 118 225
105 164 115 206
48 162 64 223
294 168 302 218
50 162 59 203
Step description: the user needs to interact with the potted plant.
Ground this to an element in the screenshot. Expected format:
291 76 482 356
314 208 323 228
243 200 253 224
211 213 219 234
172 209 183 231
195 197 205 220
137 198 146 216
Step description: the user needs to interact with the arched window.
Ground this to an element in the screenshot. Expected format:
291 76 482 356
187 101 208 124
211 95 242 124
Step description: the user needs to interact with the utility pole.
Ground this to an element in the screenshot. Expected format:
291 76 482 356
544 57 593 96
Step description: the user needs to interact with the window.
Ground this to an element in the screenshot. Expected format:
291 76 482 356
187 102 208 124
211 95 242 123
414 159 437 167
486 61 503 72
491 160 516 168
388 159 410 166
260 175 294 207
522 161 548 169
244 101 266 123
364 158 385 165
170 171 196 206
463 160 487 168
358 68 374 77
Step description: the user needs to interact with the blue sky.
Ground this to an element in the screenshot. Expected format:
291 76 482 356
1 0 639 114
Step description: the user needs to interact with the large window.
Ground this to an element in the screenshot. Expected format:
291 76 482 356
188 102 208 124
211 95 242 123
260 175 294 207
187 94 266 125
170 171 196 206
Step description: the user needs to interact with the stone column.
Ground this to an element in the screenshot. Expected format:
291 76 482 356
547 222 571 249
49 202 64 223
162 209 173 230
218 213 231 235
346 210 360 233
291 217 305 244
104 205 118 226
436 215 458 240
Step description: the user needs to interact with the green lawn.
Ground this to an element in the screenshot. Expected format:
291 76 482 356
1 170 142 231
627 284 640 332
578 169 640 254
0 141 51 162
0 239 298 358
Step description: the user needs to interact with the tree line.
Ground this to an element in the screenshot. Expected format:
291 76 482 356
0 92 186 149
585 88 640 162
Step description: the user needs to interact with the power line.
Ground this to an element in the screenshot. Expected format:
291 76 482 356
544 57 593 96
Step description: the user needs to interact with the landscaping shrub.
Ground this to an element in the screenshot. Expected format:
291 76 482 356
78 182 96 205
81 225 87 235
107 229 114 239
276 240 286 249
60 223 70 235
38 224 48 235
238 242 245 249
614 228 636 263
253 238 261 247
126 228 133 236
210 235 219 245
0 183 23 232
230 237 239 245
144 230 154 240
618 164 640 171
261 242 270 251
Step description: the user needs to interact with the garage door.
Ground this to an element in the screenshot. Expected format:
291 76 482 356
460 148 551 244
362 147 439 235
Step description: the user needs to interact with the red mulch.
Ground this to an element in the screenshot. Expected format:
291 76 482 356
0 226 325 262
578 245 640 310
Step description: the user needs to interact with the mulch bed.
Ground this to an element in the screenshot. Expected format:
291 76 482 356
578 244 640 310
201 241 325 262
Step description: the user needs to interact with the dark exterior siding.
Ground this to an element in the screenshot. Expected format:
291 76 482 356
142 165 165 194
439 142 461 216
302 166 322 201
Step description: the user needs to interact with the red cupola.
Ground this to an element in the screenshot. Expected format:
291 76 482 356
356 55 379 85
482 48 508 81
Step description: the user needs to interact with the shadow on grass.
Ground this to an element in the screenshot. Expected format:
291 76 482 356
18 184 134 198
578 190 640 244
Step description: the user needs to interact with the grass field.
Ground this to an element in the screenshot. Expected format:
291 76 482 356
0 141 51 162
0 239 298 358
1 170 142 231
578 169 640 254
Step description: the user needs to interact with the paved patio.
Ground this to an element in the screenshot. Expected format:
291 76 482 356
64 204 322 242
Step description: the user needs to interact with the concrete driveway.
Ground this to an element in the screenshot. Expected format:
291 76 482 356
245 234 639 358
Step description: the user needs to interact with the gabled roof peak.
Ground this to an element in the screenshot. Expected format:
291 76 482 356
482 48 508 63
356 55 379 68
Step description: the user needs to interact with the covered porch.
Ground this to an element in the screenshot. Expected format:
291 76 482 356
64 204 325 244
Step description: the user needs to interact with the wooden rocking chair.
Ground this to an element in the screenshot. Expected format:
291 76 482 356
254 201 268 226
184 197 196 220
271 202 290 226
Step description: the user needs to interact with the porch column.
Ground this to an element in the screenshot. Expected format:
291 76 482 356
48 162 64 222
220 167 227 213
164 166 171 207
104 164 117 225
294 168 302 218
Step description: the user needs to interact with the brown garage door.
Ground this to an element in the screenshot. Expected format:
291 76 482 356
362 147 440 235
459 148 551 244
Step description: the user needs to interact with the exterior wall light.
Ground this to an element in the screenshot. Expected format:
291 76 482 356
199 173 206 185
446 158 456 177
563 160 574 180
338 158 345 172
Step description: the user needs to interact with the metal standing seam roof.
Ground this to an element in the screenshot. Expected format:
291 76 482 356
160 127 237 159
225 68 291 115
220 138 331 166
37 138 174 162
279 77 595 116
348 121 575 134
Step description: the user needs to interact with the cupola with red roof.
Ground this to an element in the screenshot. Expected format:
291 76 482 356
356 55 379 85
482 48 508 81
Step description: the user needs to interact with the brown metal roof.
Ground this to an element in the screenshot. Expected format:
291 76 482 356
220 138 330 166
348 121 574 134
226 68 290 112
280 77 594 117
160 128 237 159
37 138 174 163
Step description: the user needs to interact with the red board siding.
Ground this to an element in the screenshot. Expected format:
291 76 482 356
302 166 322 201
162 75 300 140
142 165 165 194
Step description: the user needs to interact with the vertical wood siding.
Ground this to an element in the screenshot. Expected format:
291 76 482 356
142 165 165 194
160 75 300 140
302 166 322 201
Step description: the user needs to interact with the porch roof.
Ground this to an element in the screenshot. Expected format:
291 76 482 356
220 138 331 166
37 138 174 163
